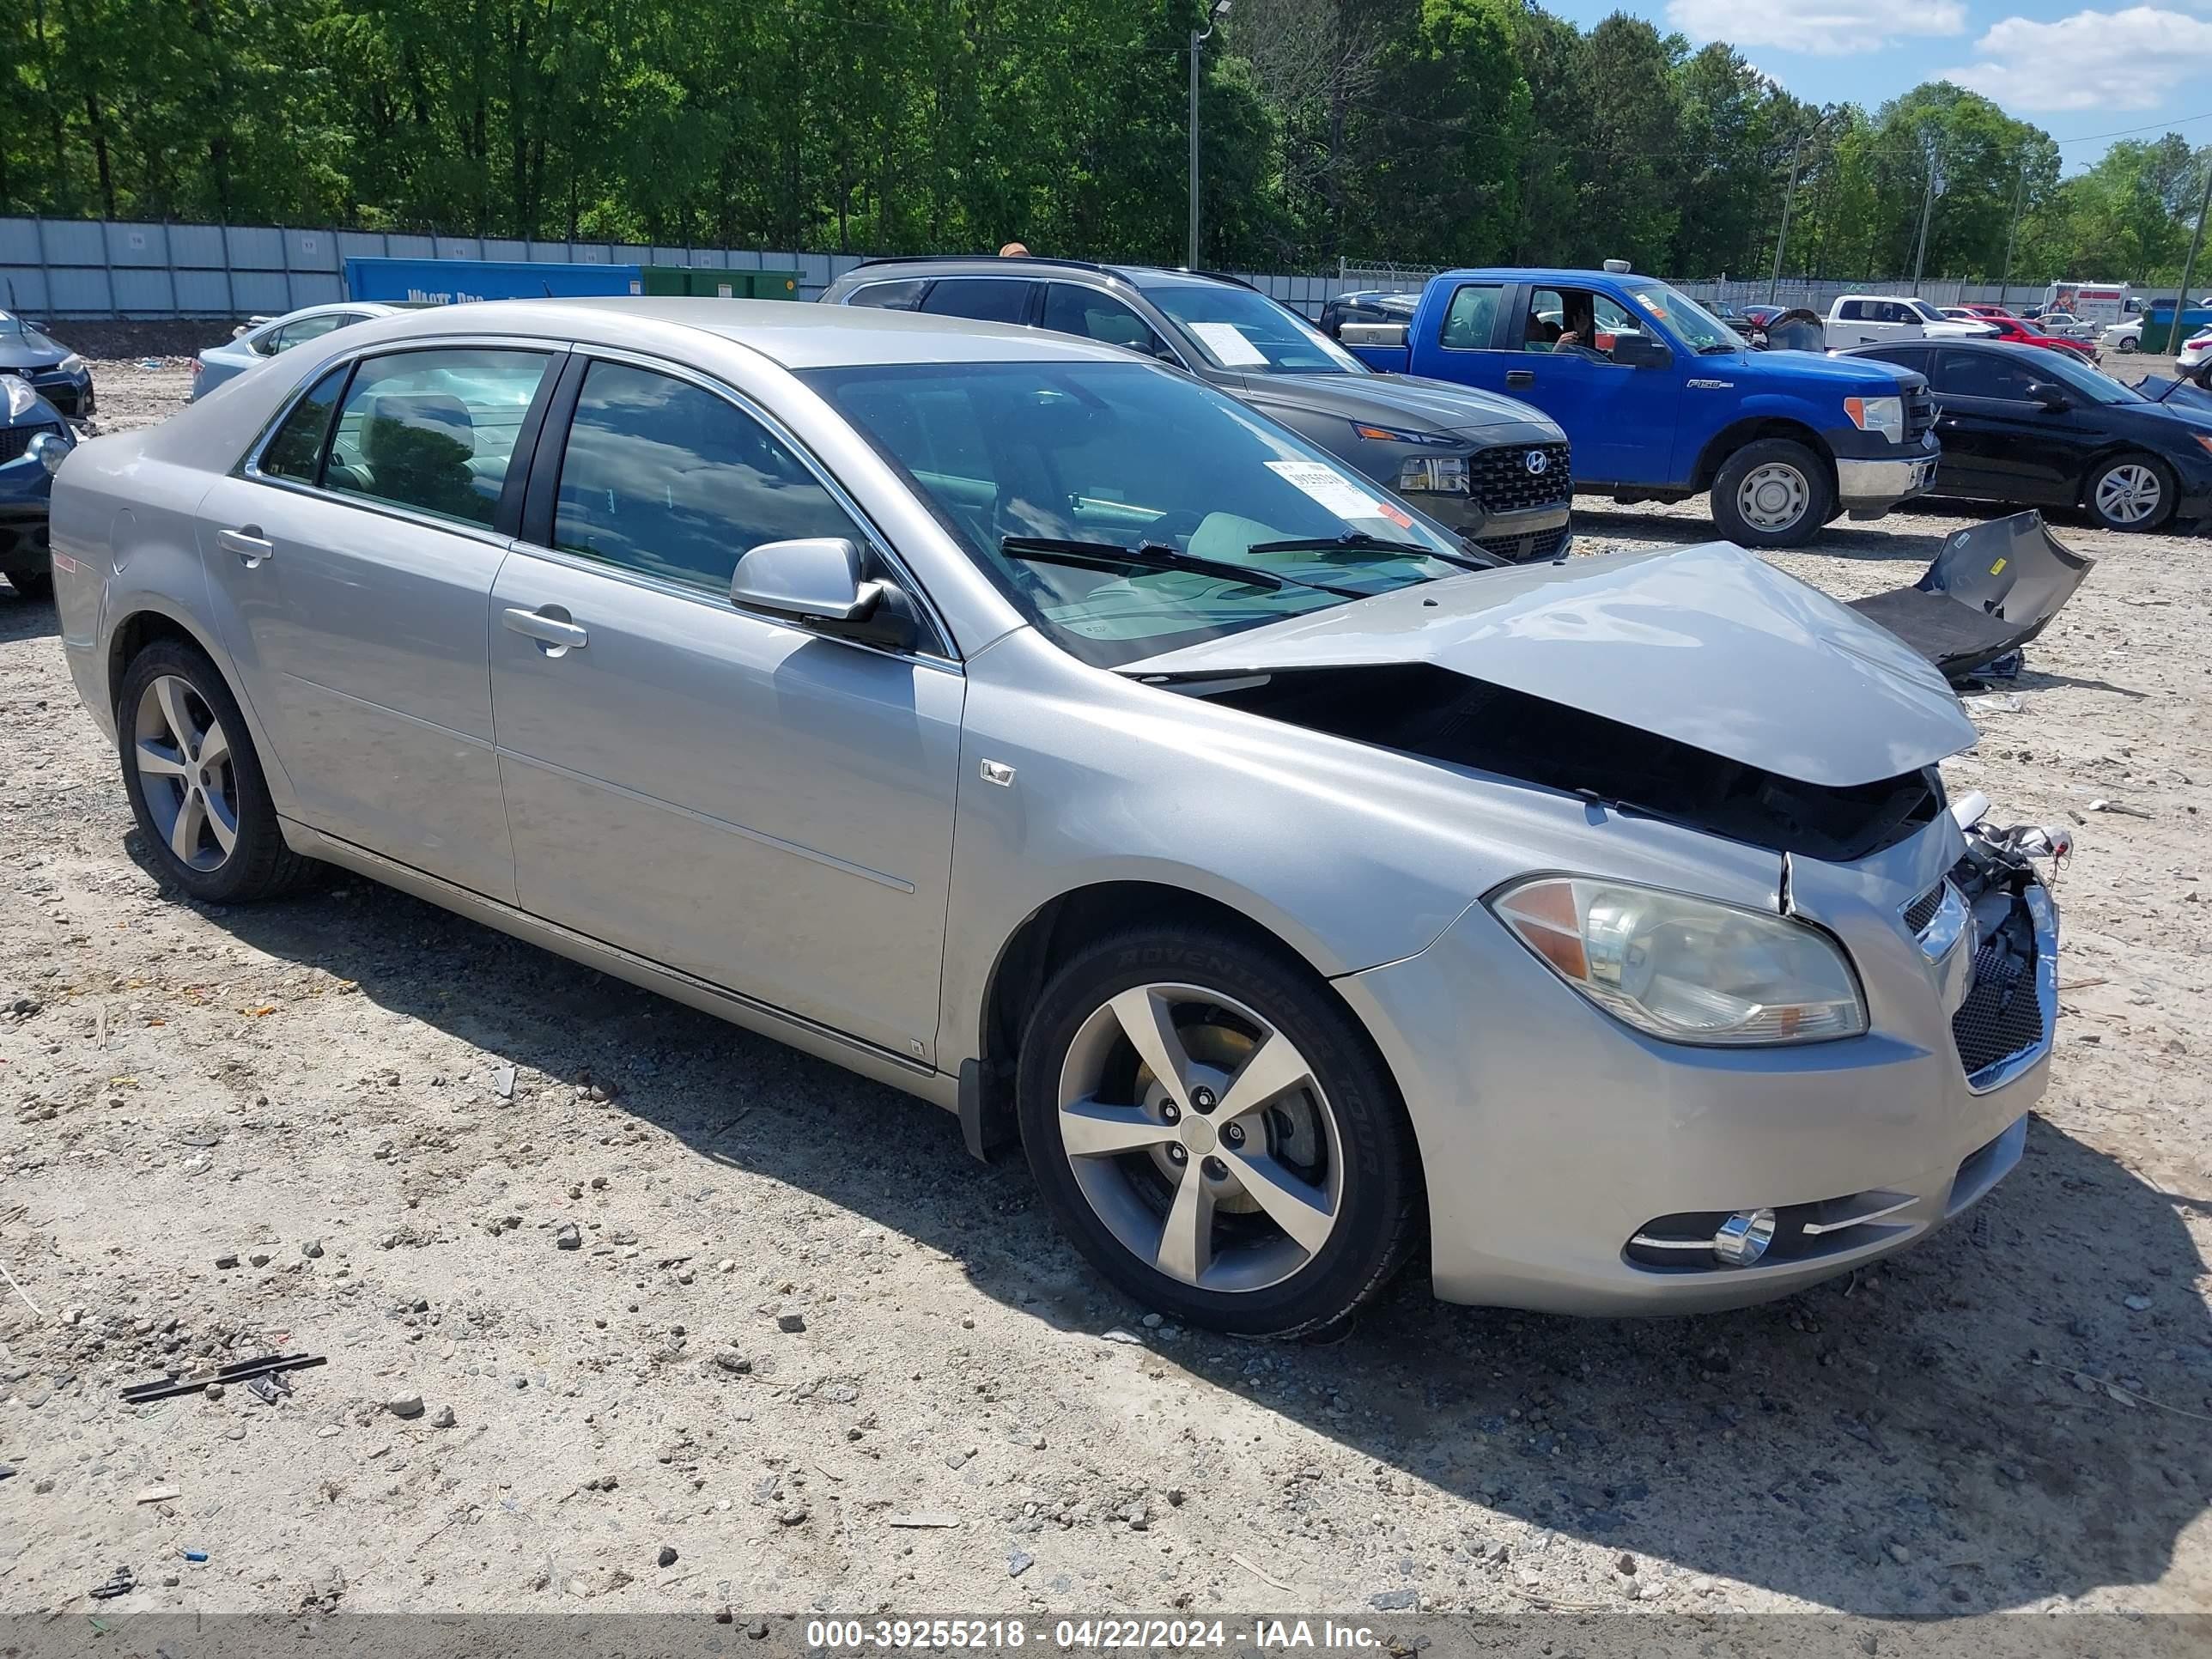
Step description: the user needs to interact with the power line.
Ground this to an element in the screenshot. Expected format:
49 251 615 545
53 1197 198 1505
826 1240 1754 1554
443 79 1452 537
2052 107 2212 146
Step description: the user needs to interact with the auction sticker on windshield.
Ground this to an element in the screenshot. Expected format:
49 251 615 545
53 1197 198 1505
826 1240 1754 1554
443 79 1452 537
1264 459 1414 526
1189 321 1270 366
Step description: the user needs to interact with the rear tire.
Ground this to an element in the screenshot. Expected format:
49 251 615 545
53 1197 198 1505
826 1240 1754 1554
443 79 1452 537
116 639 319 903
1016 924 1423 1339
3 567 52 601
2082 453 2175 533
1711 438 1833 549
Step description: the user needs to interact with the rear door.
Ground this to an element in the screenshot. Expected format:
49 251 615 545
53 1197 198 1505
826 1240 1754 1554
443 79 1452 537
488 352 964 1060
198 342 560 899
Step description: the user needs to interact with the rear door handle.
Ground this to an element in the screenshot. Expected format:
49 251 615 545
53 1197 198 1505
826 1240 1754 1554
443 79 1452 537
502 606 588 654
1505 369 1535 387
218 526 273 568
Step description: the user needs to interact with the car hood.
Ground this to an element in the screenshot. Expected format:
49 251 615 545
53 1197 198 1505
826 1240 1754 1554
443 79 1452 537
1237 371 1562 439
1731 345 1921 392
1120 541 1976 788
0 330 66 371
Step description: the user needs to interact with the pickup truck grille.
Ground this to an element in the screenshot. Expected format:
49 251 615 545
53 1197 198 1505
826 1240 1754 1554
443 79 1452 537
1471 442 1572 513
0 421 60 464
1903 382 1936 443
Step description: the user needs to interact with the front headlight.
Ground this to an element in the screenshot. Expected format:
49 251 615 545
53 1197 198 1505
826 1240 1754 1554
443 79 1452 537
1397 454 1469 493
1844 394 1905 443
1487 875 1868 1046
58 353 86 377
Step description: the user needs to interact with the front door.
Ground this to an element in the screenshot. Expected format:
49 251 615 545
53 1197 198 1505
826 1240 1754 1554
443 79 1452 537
488 356 963 1060
1927 347 2084 506
198 343 558 899
1498 285 1677 486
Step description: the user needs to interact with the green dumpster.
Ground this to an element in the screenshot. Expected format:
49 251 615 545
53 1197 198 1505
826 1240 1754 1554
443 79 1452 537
641 264 803 301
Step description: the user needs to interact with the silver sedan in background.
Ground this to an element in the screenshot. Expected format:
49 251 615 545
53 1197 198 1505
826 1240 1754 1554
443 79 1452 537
48 300 2058 1335
190 301 405 400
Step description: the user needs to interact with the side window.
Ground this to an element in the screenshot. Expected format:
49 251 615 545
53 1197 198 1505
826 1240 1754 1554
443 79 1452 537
551 361 863 595
270 313 349 356
919 279 1034 325
1838 300 1863 321
1040 284 1169 358
847 279 928 311
1438 283 1503 349
323 348 550 529
257 366 349 483
1934 350 2038 401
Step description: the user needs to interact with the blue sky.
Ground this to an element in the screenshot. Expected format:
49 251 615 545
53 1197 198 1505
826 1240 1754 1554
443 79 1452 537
1547 2 2212 165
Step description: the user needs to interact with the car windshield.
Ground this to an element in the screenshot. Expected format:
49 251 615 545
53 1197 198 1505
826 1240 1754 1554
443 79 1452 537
803 361 1476 668
1141 282 1367 376
2026 348 2146 406
1620 280 1739 354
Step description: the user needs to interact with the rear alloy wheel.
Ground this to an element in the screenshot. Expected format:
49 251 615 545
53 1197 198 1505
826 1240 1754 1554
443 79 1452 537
1018 927 1422 1338
1711 438 1833 550
117 640 318 903
2084 454 2173 532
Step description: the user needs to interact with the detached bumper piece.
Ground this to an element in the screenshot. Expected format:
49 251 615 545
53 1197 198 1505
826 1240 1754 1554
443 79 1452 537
1848 510 2094 684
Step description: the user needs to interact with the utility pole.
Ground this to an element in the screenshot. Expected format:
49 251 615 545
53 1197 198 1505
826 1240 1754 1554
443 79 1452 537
1188 0 1231 270
1910 133 1945 292
2172 155 2212 352
1769 137 1807 306
1998 165 2027 301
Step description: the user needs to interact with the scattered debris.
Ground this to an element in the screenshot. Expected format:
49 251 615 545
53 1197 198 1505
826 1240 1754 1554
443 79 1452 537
495 1065 517 1099
776 1312 806 1334
135 1485 181 1505
888 1512 960 1528
658 1546 678 1568
1007 1551 1034 1578
1231 1552 1293 1592
554 1223 582 1251
2087 798 2154 819
0 1259 44 1318
88 1567 136 1600
1100 1328 1145 1346
121 1353 325 1404
383 1394 426 1419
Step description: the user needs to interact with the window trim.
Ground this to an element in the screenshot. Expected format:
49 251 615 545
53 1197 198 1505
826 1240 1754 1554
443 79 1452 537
238 335 570 546
519 343 962 669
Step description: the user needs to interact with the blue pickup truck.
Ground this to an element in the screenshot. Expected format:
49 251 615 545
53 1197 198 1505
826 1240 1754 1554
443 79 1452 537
1339 265 1941 547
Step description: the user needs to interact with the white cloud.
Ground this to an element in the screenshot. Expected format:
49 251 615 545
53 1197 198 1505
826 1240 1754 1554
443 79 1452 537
1666 0 1966 56
1947 7 2212 112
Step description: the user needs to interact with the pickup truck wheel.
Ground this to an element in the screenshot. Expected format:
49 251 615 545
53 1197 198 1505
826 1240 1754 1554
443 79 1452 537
1711 439 1832 550
117 640 319 903
2083 453 2174 532
1016 925 1423 1339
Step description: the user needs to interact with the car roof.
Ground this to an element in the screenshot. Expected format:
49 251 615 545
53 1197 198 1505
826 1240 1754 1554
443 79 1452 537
836 255 1245 295
1433 267 1654 284
338 295 1143 369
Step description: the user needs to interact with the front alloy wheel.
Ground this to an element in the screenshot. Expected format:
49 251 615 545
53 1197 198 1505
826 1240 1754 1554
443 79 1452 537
1018 926 1422 1338
2087 458 2168 531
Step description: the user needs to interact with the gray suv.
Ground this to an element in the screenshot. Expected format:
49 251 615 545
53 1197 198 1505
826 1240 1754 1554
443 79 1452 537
822 258 1574 562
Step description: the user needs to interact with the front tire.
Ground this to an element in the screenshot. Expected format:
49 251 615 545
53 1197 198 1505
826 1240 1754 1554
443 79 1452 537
2083 453 2174 533
116 639 319 902
1017 925 1423 1338
1711 438 1833 549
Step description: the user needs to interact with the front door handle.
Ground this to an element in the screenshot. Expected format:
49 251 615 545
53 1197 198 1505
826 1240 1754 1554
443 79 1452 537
218 526 273 568
1505 369 1535 387
502 606 588 655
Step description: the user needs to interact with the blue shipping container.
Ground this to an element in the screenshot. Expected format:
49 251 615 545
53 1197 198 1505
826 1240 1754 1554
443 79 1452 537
343 256 642 305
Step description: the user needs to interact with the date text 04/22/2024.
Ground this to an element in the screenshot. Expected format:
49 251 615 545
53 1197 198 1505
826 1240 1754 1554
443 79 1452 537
802 1620 1384 1650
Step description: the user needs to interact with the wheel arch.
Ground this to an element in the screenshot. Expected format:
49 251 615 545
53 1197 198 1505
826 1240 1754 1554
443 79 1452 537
106 604 228 718
1690 416 1835 495
966 879 1419 1163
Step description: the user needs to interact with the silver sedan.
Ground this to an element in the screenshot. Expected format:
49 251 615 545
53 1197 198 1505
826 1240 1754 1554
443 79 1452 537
47 300 2058 1336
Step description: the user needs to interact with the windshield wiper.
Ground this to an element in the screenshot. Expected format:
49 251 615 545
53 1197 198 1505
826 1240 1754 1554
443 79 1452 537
1246 530 1492 572
998 536 1368 598
1698 342 1738 355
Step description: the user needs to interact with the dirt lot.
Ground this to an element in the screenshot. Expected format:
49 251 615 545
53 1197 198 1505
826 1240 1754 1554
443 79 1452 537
2 355 2208 1622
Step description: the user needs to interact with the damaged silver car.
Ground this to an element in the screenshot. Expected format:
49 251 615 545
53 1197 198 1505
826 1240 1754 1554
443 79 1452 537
49 301 2061 1336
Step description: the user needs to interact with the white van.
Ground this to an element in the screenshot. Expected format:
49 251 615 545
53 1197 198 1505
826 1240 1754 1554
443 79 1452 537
2044 282 2130 330
1825 295 1996 349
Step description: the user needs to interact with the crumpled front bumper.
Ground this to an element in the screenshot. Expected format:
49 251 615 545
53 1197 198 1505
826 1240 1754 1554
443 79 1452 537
1334 815 2057 1315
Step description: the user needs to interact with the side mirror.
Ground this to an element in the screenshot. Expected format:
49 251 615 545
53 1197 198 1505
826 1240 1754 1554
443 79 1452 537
1609 331 1672 368
729 536 919 653
2026 383 2071 412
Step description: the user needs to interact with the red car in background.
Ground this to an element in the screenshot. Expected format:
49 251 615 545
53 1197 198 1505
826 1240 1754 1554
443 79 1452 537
1974 312 2098 360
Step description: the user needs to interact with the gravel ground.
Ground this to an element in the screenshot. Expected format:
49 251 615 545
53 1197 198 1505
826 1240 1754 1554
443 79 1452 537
1 357 2208 1621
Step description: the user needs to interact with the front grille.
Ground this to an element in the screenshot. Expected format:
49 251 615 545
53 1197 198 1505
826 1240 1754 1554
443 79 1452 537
1474 526 1571 563
1470 441 1572 513
0 421 60 464
1902 882 1945 935
1951 937 2045 1079
35 382 81 416
1904 383 1936 442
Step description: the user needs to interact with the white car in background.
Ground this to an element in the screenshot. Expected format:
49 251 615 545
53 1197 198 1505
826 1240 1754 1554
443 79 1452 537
1824 295 1996 349
190 302 405 400
2101 318 2142 353
2177 326 2212 386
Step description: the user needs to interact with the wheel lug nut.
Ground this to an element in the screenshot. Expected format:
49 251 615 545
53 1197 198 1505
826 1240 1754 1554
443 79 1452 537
1160 1103 1179 1124
1222 1122 1244 1146
1166 1145 1188 1164
1202 1156 1229 1182
1192 1087 1216 1114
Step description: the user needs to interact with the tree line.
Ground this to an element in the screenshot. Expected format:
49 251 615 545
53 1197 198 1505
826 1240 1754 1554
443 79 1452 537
3 0 2204 284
